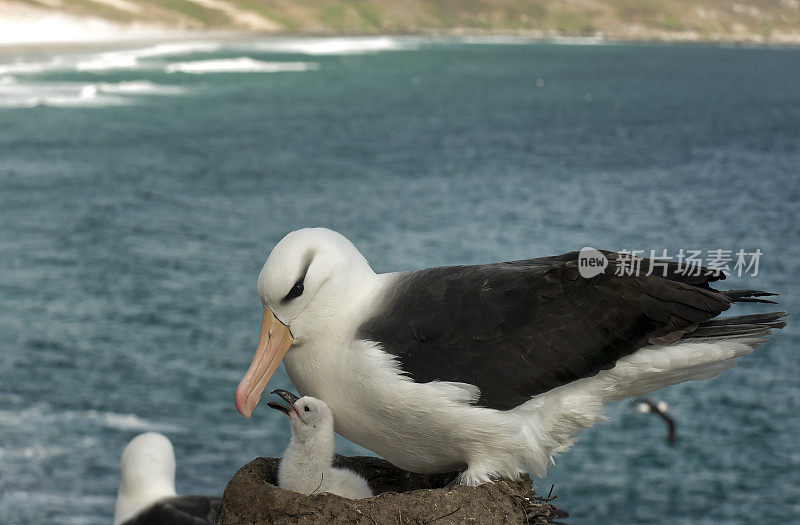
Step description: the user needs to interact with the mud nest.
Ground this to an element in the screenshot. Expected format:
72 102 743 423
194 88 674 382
217 455 567 524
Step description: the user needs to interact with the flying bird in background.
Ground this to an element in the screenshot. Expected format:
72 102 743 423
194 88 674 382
235 228 786 485
632 397 677 444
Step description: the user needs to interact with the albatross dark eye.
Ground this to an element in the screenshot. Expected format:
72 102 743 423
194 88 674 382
303 406 310 412
284 281 304 301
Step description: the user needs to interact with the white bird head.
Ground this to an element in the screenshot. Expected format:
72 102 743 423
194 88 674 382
267 389 335 441
119 432 176 494
236 228 375 418
114 432 177 525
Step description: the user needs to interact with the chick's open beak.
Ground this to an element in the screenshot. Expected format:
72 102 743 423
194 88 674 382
266 389 301 417
235 308 294 418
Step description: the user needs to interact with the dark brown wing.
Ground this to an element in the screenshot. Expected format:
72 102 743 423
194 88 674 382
357 251 782 410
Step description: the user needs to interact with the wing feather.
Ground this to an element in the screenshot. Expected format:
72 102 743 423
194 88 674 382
357 251 782 410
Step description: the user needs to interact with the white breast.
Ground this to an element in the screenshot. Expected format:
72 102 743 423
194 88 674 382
284 338 524 474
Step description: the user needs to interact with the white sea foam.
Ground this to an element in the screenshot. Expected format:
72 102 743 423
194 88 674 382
136 41 222 57
1 37 400 77
76 53 139 71
0 41 220 76
92 411 181 432
165 57 317 74
76 41 221 71
0 92 120 109
0 406 183 433
96 80 186 95
245 36 417 55
0 82 126 108
0 57 68 75
0 79 187 108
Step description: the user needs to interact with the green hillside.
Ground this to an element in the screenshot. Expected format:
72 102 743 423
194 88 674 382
8 0 800 43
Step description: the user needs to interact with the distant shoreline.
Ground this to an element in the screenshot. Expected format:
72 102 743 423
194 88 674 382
0 0 800 50
3 29 800 52
3 0 800 50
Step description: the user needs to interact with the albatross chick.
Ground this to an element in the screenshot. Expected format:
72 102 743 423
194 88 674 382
268 390 373 499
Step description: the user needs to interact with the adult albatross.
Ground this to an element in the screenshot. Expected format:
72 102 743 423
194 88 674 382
235 228 786 485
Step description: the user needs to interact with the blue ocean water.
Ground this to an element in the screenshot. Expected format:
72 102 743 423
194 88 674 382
0 37 798 524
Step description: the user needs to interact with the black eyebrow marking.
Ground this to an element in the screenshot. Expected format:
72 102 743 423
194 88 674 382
281 250 314 303
297 250 314 283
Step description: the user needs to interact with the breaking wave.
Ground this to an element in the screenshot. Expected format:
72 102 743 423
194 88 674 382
0 406 183 433
95 80 186 94
0 78 187 108
76 41 221 71
245 36 418 55
165 57 317 74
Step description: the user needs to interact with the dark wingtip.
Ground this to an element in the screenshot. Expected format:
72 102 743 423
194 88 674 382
689 311 788 339
723 289 780 304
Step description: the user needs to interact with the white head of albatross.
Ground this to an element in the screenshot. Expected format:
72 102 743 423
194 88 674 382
234 227 786 486
235 228 378 418
114 432 177 525
114 433 222 525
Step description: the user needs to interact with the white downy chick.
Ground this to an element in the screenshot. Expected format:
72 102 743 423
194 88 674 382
268 390 373 499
